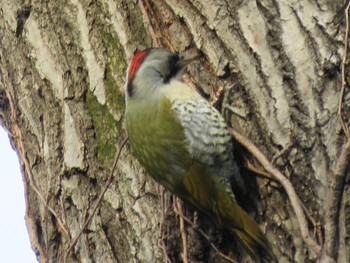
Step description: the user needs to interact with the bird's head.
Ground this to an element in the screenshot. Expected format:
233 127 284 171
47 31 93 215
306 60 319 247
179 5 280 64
125 48 200 100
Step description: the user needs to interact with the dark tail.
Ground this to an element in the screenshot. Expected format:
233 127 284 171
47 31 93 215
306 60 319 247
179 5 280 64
218 192 276 262
231 206 276 262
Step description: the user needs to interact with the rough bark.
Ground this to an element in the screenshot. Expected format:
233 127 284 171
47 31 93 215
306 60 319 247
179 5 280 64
0 0 349 262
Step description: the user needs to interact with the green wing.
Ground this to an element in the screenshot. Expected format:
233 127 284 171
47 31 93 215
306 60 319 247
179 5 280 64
125 97 217 216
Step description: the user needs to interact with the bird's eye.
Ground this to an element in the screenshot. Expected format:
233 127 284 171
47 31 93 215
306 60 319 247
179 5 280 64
163 54 181 83
169 55 179 66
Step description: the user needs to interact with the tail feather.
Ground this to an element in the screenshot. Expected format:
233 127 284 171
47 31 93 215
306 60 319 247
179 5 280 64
219 194 276 262
233 220 276 262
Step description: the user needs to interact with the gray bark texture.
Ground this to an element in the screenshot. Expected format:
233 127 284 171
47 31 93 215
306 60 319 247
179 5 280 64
0 0 349 262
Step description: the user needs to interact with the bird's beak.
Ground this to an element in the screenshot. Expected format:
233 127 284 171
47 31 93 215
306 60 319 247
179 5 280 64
175 54 201 69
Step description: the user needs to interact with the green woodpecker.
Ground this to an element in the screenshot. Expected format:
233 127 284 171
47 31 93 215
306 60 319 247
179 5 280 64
124 48 275 261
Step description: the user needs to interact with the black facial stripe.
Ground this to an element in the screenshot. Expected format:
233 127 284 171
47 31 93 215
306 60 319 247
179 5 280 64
163 54 181 83
169 54 180 66
127 82 135 97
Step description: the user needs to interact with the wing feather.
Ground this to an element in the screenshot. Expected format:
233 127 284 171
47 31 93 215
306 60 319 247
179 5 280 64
170 95 248 210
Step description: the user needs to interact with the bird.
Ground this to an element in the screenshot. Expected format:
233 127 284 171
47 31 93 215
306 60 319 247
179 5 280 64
124 47 276 262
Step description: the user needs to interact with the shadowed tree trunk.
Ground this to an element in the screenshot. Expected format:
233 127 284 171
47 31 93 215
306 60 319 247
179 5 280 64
0 0 349 262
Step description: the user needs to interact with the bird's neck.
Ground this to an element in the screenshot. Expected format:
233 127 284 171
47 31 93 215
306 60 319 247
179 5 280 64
126 79 200 104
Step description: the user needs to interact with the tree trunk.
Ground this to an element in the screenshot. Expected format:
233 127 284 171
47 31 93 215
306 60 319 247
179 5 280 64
0 0 349 262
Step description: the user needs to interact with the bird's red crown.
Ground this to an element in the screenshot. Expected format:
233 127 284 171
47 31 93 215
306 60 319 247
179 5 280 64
127 49 150 82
